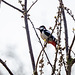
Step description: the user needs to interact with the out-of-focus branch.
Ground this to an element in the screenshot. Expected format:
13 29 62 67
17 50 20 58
24 0 36 73
0 0 1 5
2 0 23 13
0 59 13 75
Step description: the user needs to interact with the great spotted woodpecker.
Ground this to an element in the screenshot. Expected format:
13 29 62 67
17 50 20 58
36 25 57 47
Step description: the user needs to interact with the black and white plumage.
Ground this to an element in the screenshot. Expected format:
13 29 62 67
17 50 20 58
37 25 57 47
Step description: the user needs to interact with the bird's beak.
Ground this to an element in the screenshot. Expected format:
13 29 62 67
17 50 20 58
36 28 40 30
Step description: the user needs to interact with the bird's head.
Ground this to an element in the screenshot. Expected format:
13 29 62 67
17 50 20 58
36 25 46 31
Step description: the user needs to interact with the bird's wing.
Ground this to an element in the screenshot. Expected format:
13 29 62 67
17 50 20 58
44 30 51 36
44 30 54 39
44 30 56 42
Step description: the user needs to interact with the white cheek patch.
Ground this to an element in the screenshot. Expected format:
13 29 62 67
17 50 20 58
40 27 43 30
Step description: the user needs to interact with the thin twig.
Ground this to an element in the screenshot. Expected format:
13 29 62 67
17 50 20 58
44 50 53 68
36 47 53 70
71 50 75 56
69 34 75 51
64 6 75 21
28 17 43 47
35 23 57 72
35 45 47 71
0 59 13 75
62 58 67 72
2 0 23 13
69 34 75 58
28 18 53 69
72 58 75 65
27 0 38 13
51 48 58 75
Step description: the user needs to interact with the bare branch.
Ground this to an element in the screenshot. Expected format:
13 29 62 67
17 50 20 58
69 34 75 51
28 18 52 68
63 58 67 73
27 0 38 13
68 34 75 59
35 44 53 72
35 22 57 73
24 0 36 73
35 16 57 71
0 59 13 75
72 58 75 65
64 7 75 21
36 48 53 70
51 49 58 75
71 50 75 56
2 0 23 13
44 50 53 68
28 18 53 71
59 0 69 56
28 17 43 47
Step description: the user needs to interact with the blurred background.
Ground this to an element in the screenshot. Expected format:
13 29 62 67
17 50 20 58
0 0 75 75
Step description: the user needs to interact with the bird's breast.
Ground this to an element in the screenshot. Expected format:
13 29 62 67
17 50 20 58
40 32 48 40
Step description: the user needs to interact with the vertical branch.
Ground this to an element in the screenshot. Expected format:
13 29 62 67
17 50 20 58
51 49 58 75
24 0 35 73
60 0 69 56
59 0 72 75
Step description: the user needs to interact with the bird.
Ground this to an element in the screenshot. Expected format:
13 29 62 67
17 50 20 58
36 25 57 47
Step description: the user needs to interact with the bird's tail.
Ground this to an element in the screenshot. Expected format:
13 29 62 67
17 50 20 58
44 38 57 47
48 41 56 47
